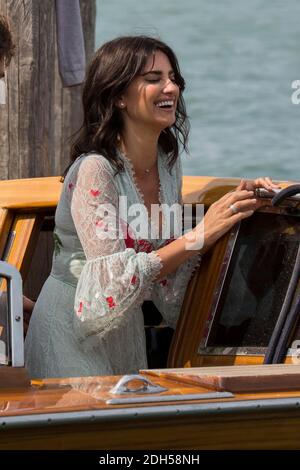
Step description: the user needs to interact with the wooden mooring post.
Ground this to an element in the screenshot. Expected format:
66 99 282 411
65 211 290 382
0 0 96 180
0 1 96 300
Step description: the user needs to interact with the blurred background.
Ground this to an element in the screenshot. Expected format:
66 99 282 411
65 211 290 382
96 0 300 180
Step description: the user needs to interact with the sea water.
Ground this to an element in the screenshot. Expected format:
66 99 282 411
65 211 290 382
96 0 300 180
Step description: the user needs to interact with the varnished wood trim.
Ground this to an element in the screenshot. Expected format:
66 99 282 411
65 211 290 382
168 233 231 368
182 177 291 204
5 214 43 280
1 409 300 449
0 208 14 259
0 176 62 209
0 175 291 210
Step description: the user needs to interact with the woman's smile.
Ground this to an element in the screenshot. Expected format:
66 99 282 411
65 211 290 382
154 99 176 112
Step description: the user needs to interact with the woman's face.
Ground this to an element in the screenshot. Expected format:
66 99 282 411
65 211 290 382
119 50 180 132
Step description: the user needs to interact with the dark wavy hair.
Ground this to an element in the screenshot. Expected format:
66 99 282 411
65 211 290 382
0 15 15 68
66 35 190 177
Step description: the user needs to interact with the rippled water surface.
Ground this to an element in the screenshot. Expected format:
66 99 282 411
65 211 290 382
96 0 300 180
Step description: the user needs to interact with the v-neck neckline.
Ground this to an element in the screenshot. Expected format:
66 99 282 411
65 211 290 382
117 147 164 208
117 148 165 239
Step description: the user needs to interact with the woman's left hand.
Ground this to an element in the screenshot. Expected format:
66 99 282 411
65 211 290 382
236 177 280 192
236 177 281 210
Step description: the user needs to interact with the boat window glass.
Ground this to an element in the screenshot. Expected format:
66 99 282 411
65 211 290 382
205 212 300 350
0 278 10 365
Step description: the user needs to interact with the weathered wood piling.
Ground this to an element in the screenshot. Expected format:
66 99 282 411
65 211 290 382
0 0 96 180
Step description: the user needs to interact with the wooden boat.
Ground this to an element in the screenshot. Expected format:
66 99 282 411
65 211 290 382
1 174 300 449
1 365 300 450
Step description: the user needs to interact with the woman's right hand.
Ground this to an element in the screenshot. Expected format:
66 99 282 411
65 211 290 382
197 189 257 251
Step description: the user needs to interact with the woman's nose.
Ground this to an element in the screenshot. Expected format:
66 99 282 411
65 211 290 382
162 79 178 93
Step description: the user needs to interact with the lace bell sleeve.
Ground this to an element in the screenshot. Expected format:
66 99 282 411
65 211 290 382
70 155 162 342
152 156 202 328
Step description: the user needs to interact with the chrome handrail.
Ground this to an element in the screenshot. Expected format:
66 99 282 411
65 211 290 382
0 261 24 367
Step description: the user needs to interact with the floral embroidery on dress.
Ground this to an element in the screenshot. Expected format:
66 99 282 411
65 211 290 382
137 239 153 253
95 219 105 228
123 225 135 249
90 189 101 197
122 220 176 288
106 296 116 308
77 301 83 317
122 221 154 253
70 153 196 344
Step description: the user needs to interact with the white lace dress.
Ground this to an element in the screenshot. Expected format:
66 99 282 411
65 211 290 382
24 150 201 378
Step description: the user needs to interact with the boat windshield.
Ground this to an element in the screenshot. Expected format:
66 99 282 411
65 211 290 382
204 212 300 352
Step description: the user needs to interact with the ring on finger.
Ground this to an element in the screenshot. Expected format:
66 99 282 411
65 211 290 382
229 203 239 214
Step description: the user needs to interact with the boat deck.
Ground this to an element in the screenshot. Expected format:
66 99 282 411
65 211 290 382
1 368 300 449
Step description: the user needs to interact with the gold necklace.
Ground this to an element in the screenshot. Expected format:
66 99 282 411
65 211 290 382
117 142 157 176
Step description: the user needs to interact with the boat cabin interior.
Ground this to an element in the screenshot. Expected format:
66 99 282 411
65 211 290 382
1 175 300 371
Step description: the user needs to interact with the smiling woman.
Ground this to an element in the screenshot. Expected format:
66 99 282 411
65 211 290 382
66 36 189 177
24 35 277 379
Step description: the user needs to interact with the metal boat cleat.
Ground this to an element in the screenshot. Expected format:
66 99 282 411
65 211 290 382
110 374 168 395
